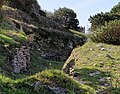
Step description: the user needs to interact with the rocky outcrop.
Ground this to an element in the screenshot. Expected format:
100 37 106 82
12 46 30 73
3 0 87 62
3 6 68 32
5 16 86 62
33 28 86 61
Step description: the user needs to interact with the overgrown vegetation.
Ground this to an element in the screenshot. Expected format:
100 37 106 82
90 20 120 45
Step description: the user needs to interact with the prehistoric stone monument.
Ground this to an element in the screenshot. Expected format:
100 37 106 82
12 46 30 73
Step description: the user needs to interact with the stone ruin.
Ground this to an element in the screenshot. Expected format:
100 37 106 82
12 46 30 73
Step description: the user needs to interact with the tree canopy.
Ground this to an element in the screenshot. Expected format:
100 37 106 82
54 7 79 30
110 2 120 14
89 12 120 31
89 2 120 31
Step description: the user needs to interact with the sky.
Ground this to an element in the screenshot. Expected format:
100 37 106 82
38 0 119 28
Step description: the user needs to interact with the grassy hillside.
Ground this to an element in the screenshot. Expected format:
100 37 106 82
1 1 120 94
0 69 96 94
68 41 120 94
0 4 90 94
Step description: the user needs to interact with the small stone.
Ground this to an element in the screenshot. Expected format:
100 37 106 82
93 63 97 66
89 73 95 76
95 71 100 75
89 71 100 76
104 83 109 87
38 48 40 51
107 77 111 80
33 81 40 88
100 48 106 51
90 48 93 51
99 78 106 82
21 46 27 49
97 44 103 48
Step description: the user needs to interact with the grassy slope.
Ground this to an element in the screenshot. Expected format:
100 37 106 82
0 27 93 93
0 6 93 94
0 70 96 94
69 41 120 93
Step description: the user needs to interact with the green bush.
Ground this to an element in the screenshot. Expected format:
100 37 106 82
90 20 120 45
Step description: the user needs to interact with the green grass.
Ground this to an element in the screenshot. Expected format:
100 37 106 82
2 5 17 11
0 70 96 94
1 5 119 93
0 41 96 94
0 20 91 94
0 21 27 47
68 41 120 93
69 29 86 38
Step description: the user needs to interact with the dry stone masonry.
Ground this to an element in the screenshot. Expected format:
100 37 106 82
12 46 30 73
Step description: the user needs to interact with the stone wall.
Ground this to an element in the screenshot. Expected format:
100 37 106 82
12 46 30 73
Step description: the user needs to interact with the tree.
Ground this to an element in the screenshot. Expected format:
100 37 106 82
90 20 120 45
111 2 120 14
89 2 120 31
54 7 79 30
89 12 120 31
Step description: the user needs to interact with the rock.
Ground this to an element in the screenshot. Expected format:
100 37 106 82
95 71 100 75
48 86 67 94
100 48 107 51
41 51 64 61
33 81 40 89
89 73 95 76
3 0 87 62
104 83 109 87
89 71 100 76
68 42 73 49
90 48 93 51
97 44 104 48
38 48 40 51
99 78 106 82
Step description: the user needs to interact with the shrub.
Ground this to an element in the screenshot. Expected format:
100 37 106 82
90 20 120 45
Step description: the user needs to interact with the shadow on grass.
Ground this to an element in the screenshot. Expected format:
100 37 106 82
74 68 112 90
